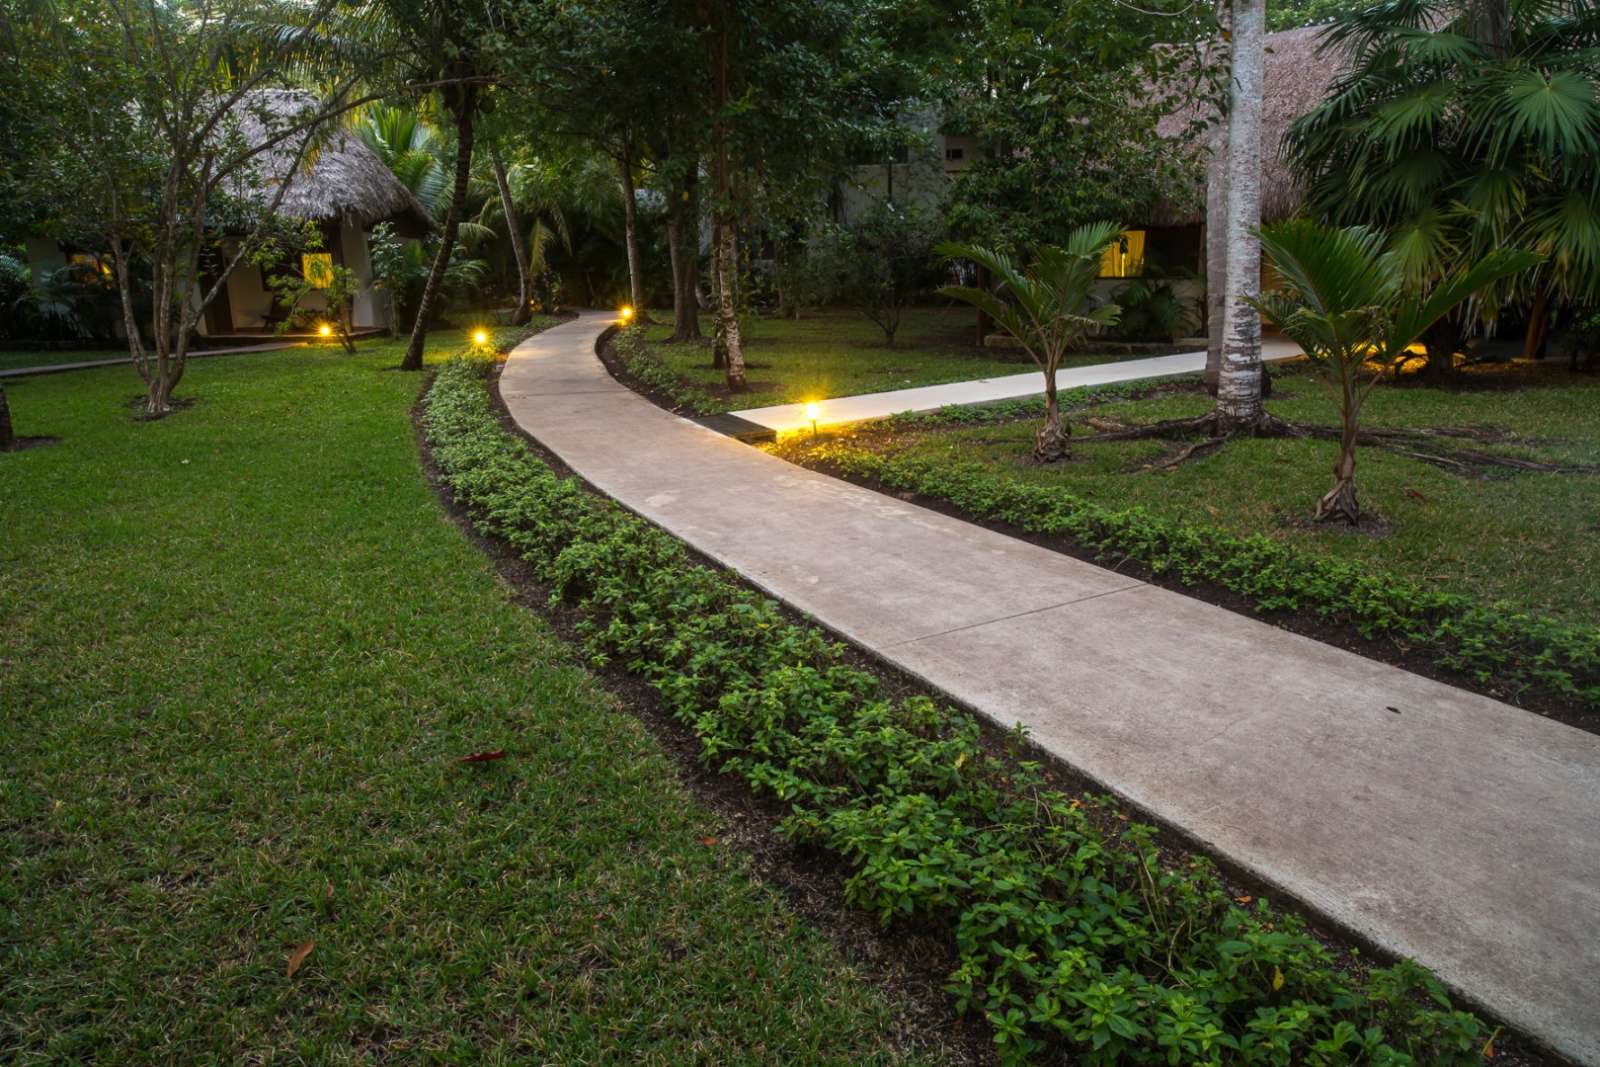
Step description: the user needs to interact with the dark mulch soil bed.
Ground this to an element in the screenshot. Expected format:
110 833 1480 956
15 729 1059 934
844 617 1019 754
408 363 1560 1067
0 435 61 452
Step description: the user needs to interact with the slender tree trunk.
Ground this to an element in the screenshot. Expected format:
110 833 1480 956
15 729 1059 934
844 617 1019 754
1204 5 1231 395
974 265 992 346
712 5 746 390
618 139 645 315
1420 314 1462 382
715 217 745 389
1215 0 1265 430
676 167 703 340
1204 123 1229 395
1035 367 1070 461
710 213 728 368
1315 392 1361 523
491 141 532 325
402 87 476 372
0 382 14 450
1523 284 1551 361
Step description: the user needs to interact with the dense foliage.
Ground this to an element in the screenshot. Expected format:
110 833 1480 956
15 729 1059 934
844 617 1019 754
424 357 1499 1066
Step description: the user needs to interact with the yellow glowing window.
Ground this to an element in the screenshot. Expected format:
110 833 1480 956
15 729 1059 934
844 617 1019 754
301 253 335 289
1099 230 1146 278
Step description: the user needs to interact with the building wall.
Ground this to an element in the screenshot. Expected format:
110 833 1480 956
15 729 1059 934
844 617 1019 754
340 221 382 328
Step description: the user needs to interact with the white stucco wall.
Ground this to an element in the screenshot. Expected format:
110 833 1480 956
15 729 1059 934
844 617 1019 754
340 221 381 328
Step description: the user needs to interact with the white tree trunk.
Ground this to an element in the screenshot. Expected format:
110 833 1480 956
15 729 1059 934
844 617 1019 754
1216 0 1265 427
1204 112 1228 394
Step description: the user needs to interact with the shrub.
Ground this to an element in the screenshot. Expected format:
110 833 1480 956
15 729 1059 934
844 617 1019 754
803 201 943 348
422 357 1495 1066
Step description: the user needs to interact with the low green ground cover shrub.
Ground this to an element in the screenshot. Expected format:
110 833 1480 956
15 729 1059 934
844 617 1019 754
612 326 723 412
779 441 1600 712
424 356 1495 1066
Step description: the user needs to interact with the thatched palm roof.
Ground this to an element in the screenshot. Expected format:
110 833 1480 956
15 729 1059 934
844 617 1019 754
231 90 433 235
1152 25 1345 225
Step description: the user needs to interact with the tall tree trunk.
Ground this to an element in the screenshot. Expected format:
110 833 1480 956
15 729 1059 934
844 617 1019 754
1035 368 1069 462
670 166 703 341
491 141 532 325
1204 121 1229 395
402 87 476 372
715 219 745 390
0 382 14 450
1315 390 1361 523
1421 314 1462 382
974 265 992 346
1523 284 1551 361
712 5 746 390
618 139 645 315
1215 0 1265 430
710 212 727 368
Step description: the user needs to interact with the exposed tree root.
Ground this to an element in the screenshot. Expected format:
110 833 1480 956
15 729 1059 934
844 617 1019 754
1137 436 1229 471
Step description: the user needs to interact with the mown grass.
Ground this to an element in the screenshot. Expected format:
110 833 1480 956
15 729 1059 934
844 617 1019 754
795 361 1600 625
0 346 132 372
640 306 1158 413
0 326 936 1065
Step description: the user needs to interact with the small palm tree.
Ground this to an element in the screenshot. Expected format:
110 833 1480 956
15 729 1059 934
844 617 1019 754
938 222 1124 461
1254 219 1538 524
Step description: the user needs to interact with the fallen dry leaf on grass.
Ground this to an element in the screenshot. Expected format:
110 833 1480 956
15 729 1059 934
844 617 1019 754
287 939 314 978
457 750 507 763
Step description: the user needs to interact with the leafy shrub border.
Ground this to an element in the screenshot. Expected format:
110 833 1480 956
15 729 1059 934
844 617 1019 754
770 438 1600 715
610 325 726 414
423 355 1498 1066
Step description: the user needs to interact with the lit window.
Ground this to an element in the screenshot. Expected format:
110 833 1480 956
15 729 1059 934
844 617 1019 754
301 253 335 289
1099 230 1146 278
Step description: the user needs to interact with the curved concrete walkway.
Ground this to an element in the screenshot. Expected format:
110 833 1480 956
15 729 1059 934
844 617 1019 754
500 311 1600 1064
728 340 1304 434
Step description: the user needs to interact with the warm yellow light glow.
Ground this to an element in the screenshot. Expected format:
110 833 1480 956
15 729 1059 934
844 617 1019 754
318 323 332 337
619 305 635 321
473 329 489 346
803 402 821 422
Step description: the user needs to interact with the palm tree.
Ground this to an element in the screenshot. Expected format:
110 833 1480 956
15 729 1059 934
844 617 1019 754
1254 219 1537 523
353 103 448 218
1216 0 1267 429
937 222 1124 462
1284 0 1600 377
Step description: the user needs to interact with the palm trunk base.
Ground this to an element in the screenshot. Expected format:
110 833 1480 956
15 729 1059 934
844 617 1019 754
1314 476 1360 525
1033 420 1071 463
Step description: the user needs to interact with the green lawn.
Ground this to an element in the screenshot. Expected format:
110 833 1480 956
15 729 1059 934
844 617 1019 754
779 361 1600 626
0 346 132 372
0 328 935 1064
639 306 1161 413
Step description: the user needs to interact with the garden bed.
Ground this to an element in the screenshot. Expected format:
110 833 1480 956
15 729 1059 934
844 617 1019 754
419 353 1552 1066
766 364 1600 726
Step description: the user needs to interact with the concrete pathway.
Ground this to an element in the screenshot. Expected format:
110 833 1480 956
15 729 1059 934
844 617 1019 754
499 312 1600 1064
0 340 303 379
729 340 1304 433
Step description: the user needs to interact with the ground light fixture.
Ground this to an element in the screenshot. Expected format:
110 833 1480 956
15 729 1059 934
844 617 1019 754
619 305 635 323
317 323 332 338
472 328 489 346
804 401 821 436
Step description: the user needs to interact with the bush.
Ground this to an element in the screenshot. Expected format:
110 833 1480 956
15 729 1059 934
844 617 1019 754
803 201 943 347
422 358 1495 1066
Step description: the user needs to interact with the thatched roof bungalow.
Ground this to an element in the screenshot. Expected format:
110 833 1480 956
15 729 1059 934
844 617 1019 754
1108 24 1345 291
25 89 433 339
199 90 433 337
